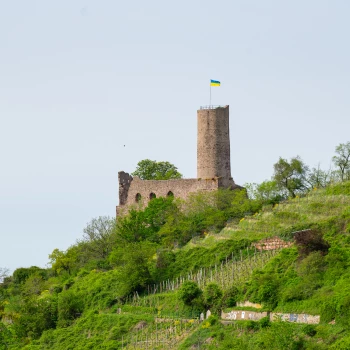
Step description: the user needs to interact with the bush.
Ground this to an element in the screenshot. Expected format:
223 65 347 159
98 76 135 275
207 314 219 326
57 290 84 328
222 286 239 308
246 320 259 331
203 283 222 310
302 324 317 337
320 301 337 324
178 281 202 306
11 296 58 339
259 316 271 328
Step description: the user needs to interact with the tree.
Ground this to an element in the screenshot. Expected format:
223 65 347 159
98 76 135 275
333 142 350 182
178 281 202 306
245 180 284 204
0 268 9 283
273 156 309 198
115 197 178 244
12 267 47 285
203 283 223 310
80 216 116 260
108 241 157 297
49 248 78 275
131 159 182 180
12 296 58 339
306 164 332 189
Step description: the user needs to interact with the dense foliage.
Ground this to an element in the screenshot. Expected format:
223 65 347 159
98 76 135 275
131 159 183 180
2 143 350 349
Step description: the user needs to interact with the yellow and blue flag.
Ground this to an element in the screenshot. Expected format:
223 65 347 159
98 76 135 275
210 79 220 87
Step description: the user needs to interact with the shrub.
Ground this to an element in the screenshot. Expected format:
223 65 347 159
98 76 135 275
203 283 222 310
11 296 58 339
222 286 239 308
57 290 84 328
178 281 202 306
302 324 317 337
246 320 259 331
259 316 271 328
207 314 219 326
320 301 337 324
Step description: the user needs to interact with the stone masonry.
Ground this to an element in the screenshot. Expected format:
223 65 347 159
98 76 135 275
116 105 242 216
221 310 320 324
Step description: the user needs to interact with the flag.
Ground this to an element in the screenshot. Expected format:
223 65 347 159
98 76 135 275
210 79 221 87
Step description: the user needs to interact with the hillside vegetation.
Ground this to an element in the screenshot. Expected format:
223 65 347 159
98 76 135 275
2 146 350 349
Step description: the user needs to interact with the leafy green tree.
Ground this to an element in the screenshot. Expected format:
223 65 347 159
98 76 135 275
57 290 83 328
178 281 202 306
333 142 350 181
245 180 284 204
49 248 78 275
221 286 239 308
143 197 178 238
12 267 48 285
131 159 182 180
0 322 16 349
22 274 46 296
273 156 309 198
11 296 58 339
115 210 150 243
203 283 222 311
80 216 116 260
116 197 178 244
109 241 157 297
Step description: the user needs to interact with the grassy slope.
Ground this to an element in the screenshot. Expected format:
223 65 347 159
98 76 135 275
11 182 350 349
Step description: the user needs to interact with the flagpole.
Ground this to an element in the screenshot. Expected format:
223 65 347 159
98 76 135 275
210 81 211 107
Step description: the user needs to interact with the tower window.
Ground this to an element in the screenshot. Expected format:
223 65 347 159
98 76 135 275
135 193 142 203
167 191 174 197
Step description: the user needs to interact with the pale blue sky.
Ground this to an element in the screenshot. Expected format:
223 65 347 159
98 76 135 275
1 1 349 272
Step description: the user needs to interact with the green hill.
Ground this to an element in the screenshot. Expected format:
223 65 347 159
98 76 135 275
2 181 350 349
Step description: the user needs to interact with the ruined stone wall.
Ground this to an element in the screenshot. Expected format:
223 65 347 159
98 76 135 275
253 237 293 251
116 172 222 216
197 106 232 187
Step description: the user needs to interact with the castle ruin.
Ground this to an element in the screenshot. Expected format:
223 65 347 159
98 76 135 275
116 105 241 216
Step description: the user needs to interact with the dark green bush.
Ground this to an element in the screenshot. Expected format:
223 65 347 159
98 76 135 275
302 324 317 337
259 316 271 328
178 281 202 306
222 286 239 308
203 283 222 310
57 290 84 328
246 320 259 331
207 314 219 326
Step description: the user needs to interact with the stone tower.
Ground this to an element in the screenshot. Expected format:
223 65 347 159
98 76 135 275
197 105 233 187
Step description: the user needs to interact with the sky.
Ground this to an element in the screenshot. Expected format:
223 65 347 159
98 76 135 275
1 1 349 273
